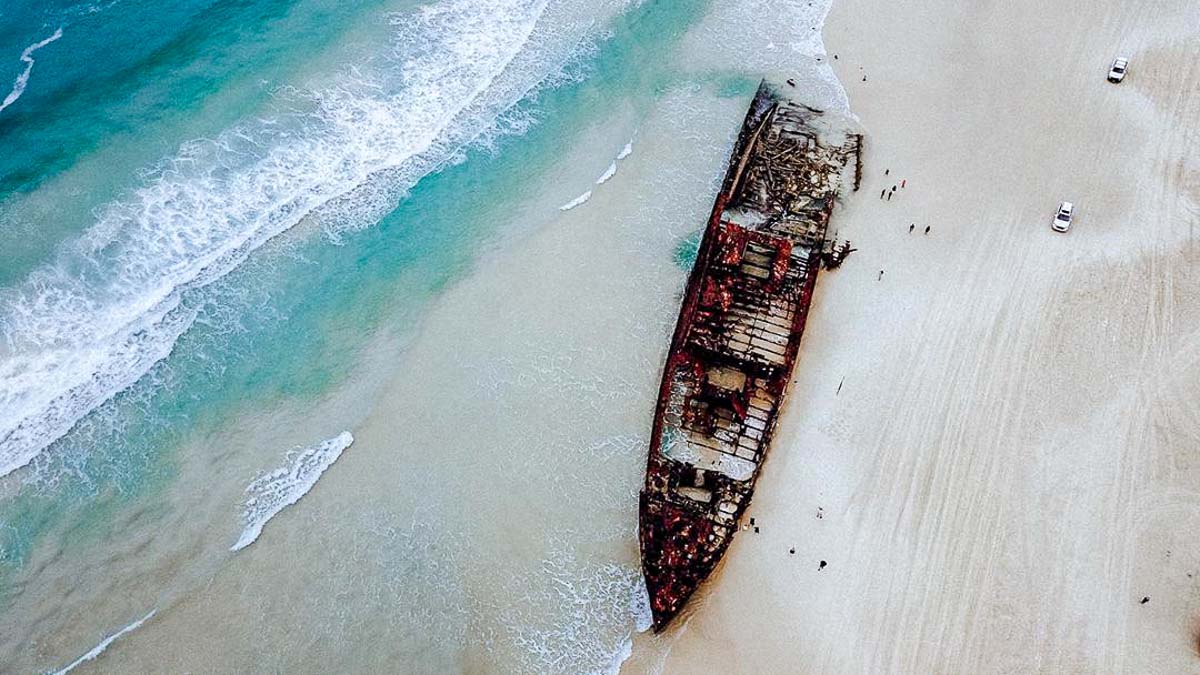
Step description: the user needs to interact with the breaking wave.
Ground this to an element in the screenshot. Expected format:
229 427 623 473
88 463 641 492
559 190 593 211
0 27 63 115
563 136 633 210
50 609 156 675
232 431 353 551
595 161 617 185
0 0 574 478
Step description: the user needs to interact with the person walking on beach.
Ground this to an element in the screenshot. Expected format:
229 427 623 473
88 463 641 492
878 269 884 280
909 223 915 233
924 226 930 235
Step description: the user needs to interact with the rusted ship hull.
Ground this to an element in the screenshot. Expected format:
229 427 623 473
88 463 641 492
639 80 857 631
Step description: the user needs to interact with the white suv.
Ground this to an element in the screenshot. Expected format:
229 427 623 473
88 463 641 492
1108 57 1129 83
1052 202 1074 233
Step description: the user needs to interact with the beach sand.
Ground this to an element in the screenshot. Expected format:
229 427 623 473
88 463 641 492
634 0 1200 672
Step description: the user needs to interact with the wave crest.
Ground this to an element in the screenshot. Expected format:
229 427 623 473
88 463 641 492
0 27 64 114
0 0 555 478
232 431 353 552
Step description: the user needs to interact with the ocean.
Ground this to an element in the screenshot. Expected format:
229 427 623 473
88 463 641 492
0 0 846 671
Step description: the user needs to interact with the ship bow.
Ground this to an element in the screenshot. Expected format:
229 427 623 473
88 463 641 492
639 492 723 631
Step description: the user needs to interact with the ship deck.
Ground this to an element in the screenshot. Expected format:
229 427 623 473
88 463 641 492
639 80 858 631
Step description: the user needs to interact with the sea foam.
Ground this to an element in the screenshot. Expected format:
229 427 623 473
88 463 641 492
563 136 633 210
232 431 353 552
600 576 653 675
0 27 63 114
50 609 155 675
0 0 558 479
559 190 592 211
595 161 617 185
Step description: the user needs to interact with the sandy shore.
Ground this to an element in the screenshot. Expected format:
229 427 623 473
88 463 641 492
16 3 837 671
637 0 1200 672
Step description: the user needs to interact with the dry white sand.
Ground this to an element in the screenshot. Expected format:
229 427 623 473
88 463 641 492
636 0 1200 672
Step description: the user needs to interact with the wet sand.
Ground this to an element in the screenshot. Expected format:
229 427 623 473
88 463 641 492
60 87 755 674
643 0 1200 672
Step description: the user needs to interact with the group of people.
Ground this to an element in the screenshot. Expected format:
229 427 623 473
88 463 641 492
877 170 929 282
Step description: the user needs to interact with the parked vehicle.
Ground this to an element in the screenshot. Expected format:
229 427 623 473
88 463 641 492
1052 201 1074 233
1108 57 1129 83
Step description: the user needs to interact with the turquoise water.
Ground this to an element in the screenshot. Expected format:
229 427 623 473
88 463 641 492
0 0 786 668
1 0 425 571
0 0 402 285
673 228 704 269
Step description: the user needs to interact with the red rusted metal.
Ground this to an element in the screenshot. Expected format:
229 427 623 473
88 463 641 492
638 80 854 632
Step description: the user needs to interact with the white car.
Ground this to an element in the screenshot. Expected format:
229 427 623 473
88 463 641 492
1052 201 1074 233
1108 57 1129 83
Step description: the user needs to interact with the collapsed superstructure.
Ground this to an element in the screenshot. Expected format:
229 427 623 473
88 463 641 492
639 80 859 631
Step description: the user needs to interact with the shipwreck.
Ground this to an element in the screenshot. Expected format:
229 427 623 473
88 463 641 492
639 79 860 631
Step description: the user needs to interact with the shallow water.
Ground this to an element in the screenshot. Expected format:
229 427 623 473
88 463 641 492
0 0 845 671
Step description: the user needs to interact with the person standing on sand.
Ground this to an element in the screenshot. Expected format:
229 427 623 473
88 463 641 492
909 224 915 233
878 269 884 280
